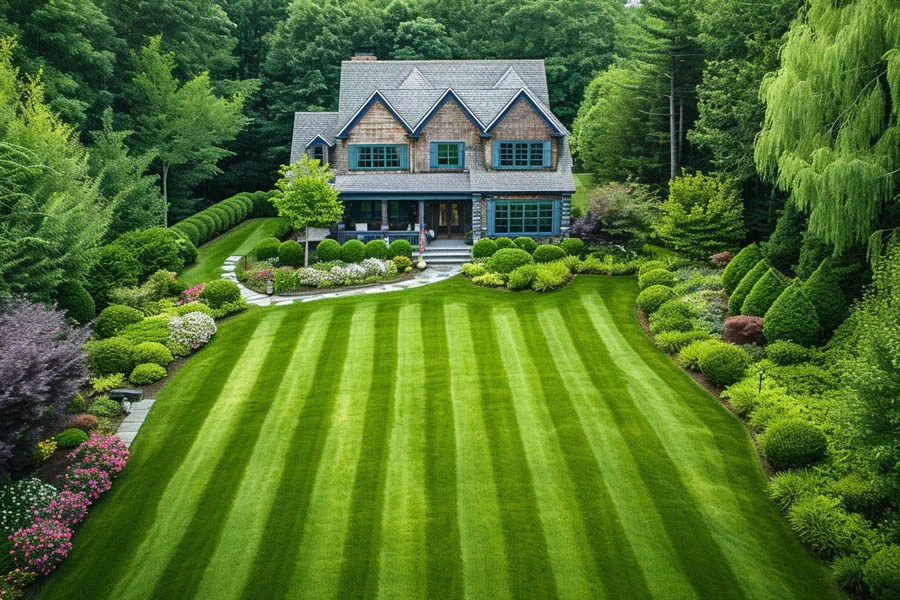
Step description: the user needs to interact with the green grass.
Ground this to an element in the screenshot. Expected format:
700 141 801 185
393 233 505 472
572 172 595 215
179 218 283 287
38 277 840 600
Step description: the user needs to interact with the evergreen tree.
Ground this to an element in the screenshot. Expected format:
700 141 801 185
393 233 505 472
741 268 788 317
722 243 762 295
763 281 820 346
728 258 769 315
762 200 805 275
803 259 849 333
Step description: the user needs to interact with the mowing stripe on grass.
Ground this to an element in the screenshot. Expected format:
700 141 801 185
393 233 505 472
580 293 798 599
194 309 333 599
444 304 512 600
110 312 287 599
492 307 604 600
377 303 428 600
287 302 378 599
538 307 696 599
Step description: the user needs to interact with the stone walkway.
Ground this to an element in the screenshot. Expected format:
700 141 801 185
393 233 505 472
220 255 461 306
116 398 156 448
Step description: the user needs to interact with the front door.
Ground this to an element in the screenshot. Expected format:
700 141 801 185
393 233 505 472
437 202 468 237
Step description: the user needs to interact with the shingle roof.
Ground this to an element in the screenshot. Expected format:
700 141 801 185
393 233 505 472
290 112 339 164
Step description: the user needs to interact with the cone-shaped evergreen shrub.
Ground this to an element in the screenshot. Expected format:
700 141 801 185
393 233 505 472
723 244 762 294
728 259 769 314
803 259 848 333
741 268 788 316
764 282 820 346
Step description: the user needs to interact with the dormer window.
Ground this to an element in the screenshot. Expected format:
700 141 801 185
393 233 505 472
311 145 327 164
493 141 550 169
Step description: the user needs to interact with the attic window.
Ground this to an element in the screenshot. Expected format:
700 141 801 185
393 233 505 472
311 145 327 164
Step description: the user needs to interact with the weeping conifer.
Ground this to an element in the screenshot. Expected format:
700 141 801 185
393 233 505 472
754 0 900 253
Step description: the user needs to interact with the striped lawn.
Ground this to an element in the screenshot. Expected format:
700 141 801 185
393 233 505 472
38 277 840 600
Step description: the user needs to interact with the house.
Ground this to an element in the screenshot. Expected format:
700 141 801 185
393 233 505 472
289 57 576 250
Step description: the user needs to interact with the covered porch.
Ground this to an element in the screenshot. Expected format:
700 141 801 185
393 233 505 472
336 197 474 245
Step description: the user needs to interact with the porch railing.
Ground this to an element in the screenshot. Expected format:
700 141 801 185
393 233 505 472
336 230 420 245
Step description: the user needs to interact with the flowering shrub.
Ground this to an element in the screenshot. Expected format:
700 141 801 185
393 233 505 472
0 479 58 532
254 269 274 284
59 466 112 500
5 568 35 593
169 312 216 350
273 259 397 292
9 518 73 576
177 283 205 305
32 439 56 463
68 434 129 478
34 491 90 527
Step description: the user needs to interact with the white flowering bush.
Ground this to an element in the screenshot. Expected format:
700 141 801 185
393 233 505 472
168 312 217 351
0 478 58 532
273 259 397 293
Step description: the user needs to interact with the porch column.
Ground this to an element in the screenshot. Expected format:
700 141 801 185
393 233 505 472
561 195 572 238
418 199 426 258
381 199 389 242
472 194 482 242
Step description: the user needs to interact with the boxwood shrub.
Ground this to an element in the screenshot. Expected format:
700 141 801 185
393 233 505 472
251 191 277 217
87 396 122 418
209 206 232 230
697 342 750 386
55 281 95 324
864 545 900 600
766 340 810 365
388 239 413 259
532 262 570 292
638 260 667 277
118 316 171 344
173 220 201 246
133 341 174 367
472 238 498 258
764 282 820 346
341 239 367 263
199 279 242 309
95 305 144 339
86 336 137 376
722 243 762 294
513 237 537 254
560 237 585 257
636 285 676 315
638 268 674 290
741 268 788 316
680 339 726 371
494 237 515 249
487 248 534 274
255 237 281 261
193 213 216 243
54 428 89 449
762 419 827 470
649 299 696 335
130 362 168 385
315 239 341 262
278 240 304 267
507 264 538 291
728 259 769 314
533 244 566 263
365 239 389 260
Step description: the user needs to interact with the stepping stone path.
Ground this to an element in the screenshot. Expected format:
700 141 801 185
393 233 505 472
220 255 460 306
116 398 156 448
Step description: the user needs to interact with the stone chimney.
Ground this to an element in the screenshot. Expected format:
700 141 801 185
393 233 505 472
351 51 377 61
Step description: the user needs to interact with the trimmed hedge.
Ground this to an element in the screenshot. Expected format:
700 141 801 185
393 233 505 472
95 305 144 339
133 341 174 367
764 282 820 346
513 237 538 254
638 260 667 277
315 239 341 262
494 237 515 249
560 237 585 257
803 259 848 333
638 268 674 290
766 341 810 365
341 239 367 263
533 245 566 263
199 279 242 309
55 281 95 324
388 239 413 259
472 238 498 259
698 343 750 386
365 239 389 260
251 191 278 218
728 259 769 314
741 268 788 316
637 285 676 315
130 362 168 385
255 237 281 261
86 336 136 376
763 419 827 470
722 243 762 294
55 428 89 449
278 240 304 267
173 220 201 246
487 248 534 274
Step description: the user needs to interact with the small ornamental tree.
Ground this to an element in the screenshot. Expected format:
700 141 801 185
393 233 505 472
728 259 769 314
272 155 343 266
741 268 788 316
803 259 848 333
654 172 746 258
722 244 762 294
764 281 820 346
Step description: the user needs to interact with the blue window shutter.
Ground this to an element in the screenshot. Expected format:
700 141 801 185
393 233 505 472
458 143 465 168
349 145 358 170
542 142 551 168
552 200 561 234
492 141 500 168
399 145 408 169
430 143 438 168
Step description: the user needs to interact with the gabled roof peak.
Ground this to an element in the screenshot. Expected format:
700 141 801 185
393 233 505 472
494 67 527 89
399 67 432 89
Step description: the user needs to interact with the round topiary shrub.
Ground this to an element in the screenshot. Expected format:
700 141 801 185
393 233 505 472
697 343 751 387
533 244 566 263
54 428 89 449
365 239 389 260
472 238 499 259
864 545 900 599
173 220 201 247
208 206 231 231
638 268 674 290
762 419 827 470
113 227 186 279
728 259 769 314
638 260 667 277
649 299 696 335
95 305 144 339
199 279 241 309
133 341 174 367
86 336 136 376
741 268 788 316
315 239 341 262
494 237 515 249
255 237 282 261
278 240 304 267
129 362 167 385
560 237 585 257
54 281 95 324
788 495 867 559
194 213 216 243
487 248 535 274
340 239 366 263
766 340 810 365
637 285 677 315
722 316 765 345
388 239 413 259
722 244 762 294
763 282 820 346
513 236 538 254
